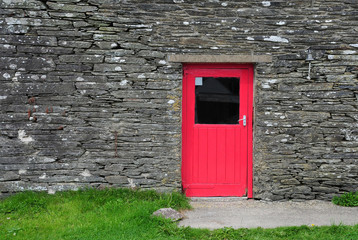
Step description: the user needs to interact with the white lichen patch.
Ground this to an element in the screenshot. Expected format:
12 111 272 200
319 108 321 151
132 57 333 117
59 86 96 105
158 60 167 65
9 64 17 69
43 157 56 163
3 73 11 79
138 74 146 79
31 75 39 80
266 79 278 84
12 72 21 82
261 79 278 88
128 178 136 188
39 173 47 179
247 37 255 41
341 129 358 141
343 50 356 54
115 66 122 71
0 96 7 100
349 44 358 48
264 36 289 43
262 1 271 6
276 21 286 25
261 83 271 89
221 2 228 7
120 80 128 86
80 169 92 177
264 121 273 127
168 99 175 104
18 130 34 144
183 21 189 25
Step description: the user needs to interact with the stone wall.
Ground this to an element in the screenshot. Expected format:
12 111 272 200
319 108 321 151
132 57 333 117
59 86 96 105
0 0 357 200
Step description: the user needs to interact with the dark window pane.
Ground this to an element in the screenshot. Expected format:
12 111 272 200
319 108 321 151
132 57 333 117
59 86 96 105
195 77 240 124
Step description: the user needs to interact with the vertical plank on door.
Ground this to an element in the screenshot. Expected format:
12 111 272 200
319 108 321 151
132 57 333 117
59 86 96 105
240 128 248 190
193 127 199 183
207 128 217 183
234 128 241 184
198 128 208 183
217 128 226 183
226 128 235 183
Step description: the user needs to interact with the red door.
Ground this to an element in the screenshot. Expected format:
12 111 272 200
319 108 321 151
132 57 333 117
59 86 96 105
182 64 253 197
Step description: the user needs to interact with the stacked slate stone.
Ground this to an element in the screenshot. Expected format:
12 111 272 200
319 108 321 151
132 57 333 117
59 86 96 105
0 0 357 200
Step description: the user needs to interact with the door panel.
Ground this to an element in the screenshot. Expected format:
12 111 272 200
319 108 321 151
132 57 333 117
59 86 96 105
182 64 253 197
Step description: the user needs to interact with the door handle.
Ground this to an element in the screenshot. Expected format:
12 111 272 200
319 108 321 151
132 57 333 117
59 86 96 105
238 115 246 126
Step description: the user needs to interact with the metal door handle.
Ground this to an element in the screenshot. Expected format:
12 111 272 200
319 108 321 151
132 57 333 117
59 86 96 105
238 115 246 126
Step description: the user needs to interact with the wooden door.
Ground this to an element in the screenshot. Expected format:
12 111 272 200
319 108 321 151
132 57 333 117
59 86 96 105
182 64 253 197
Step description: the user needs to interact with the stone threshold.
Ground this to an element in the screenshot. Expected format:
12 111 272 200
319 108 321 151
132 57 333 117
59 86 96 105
190 197 248 202
167 54 272 63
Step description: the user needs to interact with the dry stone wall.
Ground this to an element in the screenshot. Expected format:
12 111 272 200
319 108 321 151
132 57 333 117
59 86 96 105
0 0 357 200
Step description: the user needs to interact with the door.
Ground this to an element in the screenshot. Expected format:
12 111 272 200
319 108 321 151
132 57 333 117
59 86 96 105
182 64 253 197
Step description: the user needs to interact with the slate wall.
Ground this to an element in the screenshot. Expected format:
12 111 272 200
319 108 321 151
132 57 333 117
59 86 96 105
0 0 357 200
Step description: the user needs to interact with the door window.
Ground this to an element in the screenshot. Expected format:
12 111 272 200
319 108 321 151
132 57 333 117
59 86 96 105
195 77 240 124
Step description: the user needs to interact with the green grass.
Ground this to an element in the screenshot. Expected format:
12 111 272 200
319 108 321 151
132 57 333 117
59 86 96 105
1 189 358 240
332 191 358 207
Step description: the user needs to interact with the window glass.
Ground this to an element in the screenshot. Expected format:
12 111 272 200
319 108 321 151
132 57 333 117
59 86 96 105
195 77 240 124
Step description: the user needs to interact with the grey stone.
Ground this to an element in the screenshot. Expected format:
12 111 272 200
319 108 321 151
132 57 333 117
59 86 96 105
278 83 334 92
0 57 55 71
152 208 183 221
0 44 16 52
138 50 165 58
59 55 104 63
1 172 20 181
49 12 86 19
105 176 128 184
17 46 73 54
281 178 300 185
95 42 118 50
47 2 98 12
0 24 30 34
56 64 92 72
0 0 46 9
5 17 71 27
37 30 92 37
104 164 124 172
58 40 92 49
0 35 57 46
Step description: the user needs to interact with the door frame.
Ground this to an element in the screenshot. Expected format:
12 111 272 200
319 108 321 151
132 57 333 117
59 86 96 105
181 63 254 198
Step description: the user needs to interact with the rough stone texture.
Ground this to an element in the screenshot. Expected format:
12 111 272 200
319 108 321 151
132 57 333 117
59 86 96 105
152 208 183 221
0 0 357 200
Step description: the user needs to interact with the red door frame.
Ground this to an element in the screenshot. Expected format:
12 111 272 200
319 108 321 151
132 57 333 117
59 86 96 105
182 63 254 198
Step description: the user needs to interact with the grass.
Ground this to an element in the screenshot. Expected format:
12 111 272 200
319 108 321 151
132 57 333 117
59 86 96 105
332 191 358 207
0 189 357 240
